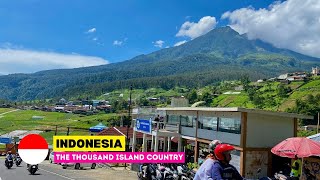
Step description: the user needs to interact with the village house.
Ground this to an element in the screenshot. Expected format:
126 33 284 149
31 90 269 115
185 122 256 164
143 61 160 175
312 67 320 76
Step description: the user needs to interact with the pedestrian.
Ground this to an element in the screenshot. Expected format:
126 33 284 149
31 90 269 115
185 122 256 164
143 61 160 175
194 140 222 180
289 155 302 179
154 115 160 129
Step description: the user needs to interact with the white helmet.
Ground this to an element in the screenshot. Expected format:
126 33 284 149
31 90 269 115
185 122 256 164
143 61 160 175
208 140 222 153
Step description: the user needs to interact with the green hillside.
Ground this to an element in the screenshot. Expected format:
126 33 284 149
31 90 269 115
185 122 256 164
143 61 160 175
0 109 121 144
0 27 319 101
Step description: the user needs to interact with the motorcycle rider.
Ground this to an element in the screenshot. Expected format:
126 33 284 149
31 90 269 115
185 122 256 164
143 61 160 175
194 140 222 180
14 152 19 160
5 151 13 164
212 144 243 180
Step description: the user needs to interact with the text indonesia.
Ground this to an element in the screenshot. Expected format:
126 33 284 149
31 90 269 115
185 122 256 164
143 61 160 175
54 152 185 163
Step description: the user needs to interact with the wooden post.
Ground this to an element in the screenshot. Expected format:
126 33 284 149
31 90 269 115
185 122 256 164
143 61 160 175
293 118 297 137
194 111 199 164
317 112 319 134
67 126 70 136
240 112 247 177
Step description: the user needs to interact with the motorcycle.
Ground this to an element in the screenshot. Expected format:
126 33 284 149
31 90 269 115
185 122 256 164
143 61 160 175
137 164 159 180
5 157 13 169
15 156 22 166
27 164 38 175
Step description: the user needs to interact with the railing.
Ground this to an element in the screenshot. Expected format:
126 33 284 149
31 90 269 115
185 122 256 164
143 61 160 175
152 121 180 133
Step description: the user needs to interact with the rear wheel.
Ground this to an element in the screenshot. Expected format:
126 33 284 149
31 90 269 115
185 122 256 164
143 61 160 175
31 169 36 175
75 163 80 169
62 166 67 169
91 163 96 169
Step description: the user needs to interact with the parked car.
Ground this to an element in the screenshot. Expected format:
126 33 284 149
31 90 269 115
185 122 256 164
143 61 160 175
61 163 96 170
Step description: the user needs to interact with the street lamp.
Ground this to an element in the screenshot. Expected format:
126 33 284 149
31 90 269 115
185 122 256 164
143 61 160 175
125 85 132 169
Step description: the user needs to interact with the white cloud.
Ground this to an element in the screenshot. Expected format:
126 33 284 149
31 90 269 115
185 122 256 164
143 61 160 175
221 0 320 58
176 16 217 39
153 40 165 48
0 48 108 75
113 38 127 46
174 40 187 47
93 37 98 41
87 28 96 33
113 40 123 46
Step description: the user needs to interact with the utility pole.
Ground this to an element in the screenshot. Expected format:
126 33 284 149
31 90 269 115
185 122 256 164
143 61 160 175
125 85 133 170
55 125 58 135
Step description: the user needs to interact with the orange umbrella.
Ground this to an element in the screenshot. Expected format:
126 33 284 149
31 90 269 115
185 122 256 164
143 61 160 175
271 137 320 158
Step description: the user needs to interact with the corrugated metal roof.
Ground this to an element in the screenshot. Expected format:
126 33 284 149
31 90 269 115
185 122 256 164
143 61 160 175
308 133 320 142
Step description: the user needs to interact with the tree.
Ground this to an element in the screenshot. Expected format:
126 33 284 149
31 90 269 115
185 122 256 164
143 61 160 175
277 84 289 98
199 90 213 106
187 89 198 104
240 74 250 91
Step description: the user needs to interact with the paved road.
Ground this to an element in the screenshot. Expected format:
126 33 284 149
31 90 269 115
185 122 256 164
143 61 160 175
0 158 137 180
0 159 77 180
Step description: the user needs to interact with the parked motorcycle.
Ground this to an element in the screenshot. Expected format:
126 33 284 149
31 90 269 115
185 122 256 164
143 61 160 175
137 163 195 180
137 164 159 180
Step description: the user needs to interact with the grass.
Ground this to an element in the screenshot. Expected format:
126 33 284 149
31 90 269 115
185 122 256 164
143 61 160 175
210 78 319 111
0 144 5 148
0 109 120 144
0 108 15 114
40 130 90 145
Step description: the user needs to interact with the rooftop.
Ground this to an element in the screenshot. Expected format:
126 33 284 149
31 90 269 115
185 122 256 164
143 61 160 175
157 107 313 119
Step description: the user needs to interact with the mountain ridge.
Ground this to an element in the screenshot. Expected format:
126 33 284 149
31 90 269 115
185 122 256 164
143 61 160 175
0 26 319 101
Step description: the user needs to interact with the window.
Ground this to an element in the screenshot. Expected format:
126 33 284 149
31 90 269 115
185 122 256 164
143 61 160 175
180 115 196 127
199 116 218 130
167 115 179 125
218 117 241 134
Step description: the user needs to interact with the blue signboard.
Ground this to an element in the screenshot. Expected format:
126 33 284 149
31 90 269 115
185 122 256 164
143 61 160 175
136 119 151 133
0 137 11 144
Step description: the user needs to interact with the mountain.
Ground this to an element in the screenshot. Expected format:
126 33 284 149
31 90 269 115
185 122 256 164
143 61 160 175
0 26 319 101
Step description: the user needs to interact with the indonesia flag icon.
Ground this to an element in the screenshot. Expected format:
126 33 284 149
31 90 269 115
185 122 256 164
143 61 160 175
18 134 49 165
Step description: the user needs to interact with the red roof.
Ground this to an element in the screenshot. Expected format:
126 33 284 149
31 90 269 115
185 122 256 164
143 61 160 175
97 127 150 139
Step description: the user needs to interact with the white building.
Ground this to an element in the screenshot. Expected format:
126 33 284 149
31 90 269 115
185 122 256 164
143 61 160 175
133 107 312 178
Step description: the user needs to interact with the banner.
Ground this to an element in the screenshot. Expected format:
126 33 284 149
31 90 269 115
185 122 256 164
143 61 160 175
54 152 185 163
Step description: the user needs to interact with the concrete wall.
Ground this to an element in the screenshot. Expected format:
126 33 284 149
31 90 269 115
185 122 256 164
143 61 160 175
245 151 269 178
246 113 294 148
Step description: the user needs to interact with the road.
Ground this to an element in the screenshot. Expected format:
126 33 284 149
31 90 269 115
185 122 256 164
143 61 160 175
0 158 137 180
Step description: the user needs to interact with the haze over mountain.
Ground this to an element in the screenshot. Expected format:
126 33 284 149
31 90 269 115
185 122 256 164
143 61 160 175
0 26 319 101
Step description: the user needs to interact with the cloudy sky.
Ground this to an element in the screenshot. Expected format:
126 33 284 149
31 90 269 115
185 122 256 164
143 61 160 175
0 0 319 74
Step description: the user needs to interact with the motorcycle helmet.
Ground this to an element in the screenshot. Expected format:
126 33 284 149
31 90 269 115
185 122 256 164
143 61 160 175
208 140 222 154
214 144 235 161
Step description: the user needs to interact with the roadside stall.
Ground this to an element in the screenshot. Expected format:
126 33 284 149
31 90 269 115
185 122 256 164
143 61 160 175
271 137 320 179
302 133 320 180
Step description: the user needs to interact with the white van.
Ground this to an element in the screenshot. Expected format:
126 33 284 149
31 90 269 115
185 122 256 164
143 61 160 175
61 163 96 169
